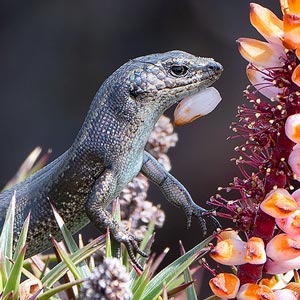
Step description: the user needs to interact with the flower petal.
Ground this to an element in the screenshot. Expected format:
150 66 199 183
218 229 242 241
276 210 300 237
210 238 247 265
265 256 300 274
174 87 222 126
260 188 298 218
236 284 275 300
250 3 284 44
19 278 43 300
274 288 298 300
292 64 300 87
286 282 300 296
285 0 300 14
285 113 300 143
292 188 300 204
288 147 300 181
245 237 267 264
246 65 283 99
280 0 289 14
283 12 300 49
266 233 300 261
209 273 240 299
237 38 285 67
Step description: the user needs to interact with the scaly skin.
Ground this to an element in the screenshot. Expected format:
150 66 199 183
0 50 222 269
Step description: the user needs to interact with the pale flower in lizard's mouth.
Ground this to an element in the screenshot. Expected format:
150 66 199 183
174 87 222 126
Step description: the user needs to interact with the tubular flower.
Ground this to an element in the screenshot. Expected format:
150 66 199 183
236 283 275 300
210 232 266 266
208 0 300 290
209 273 240 299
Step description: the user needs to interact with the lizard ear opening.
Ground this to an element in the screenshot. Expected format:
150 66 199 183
129 88 140 98
129 87 149 100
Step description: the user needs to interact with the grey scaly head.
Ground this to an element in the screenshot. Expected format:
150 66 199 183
0 50 223 271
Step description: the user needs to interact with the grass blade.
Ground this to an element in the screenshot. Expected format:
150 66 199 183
180 241 197 300
51 237 81 280
13 213 30 262
141 235 214 300
2 245 26 300
51 205 90 277
0 193 16 274
42 235 105 287
36 279 84 300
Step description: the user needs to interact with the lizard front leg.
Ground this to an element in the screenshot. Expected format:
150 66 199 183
85 168 147 270
141 151 220 235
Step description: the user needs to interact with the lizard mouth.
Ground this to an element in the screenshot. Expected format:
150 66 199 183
174 87 222 126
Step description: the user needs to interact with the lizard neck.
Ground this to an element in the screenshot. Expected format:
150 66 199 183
69 81 160 165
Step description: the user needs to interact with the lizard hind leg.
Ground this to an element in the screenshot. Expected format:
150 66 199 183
85 169 147 271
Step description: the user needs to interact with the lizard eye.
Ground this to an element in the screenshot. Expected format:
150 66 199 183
170 65 188 77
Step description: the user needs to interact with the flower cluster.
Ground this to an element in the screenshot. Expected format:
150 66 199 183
208 1 300 298
80 258 132 300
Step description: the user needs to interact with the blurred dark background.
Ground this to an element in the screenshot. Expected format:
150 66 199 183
0 0 280 297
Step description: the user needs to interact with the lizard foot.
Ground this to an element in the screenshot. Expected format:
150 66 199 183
186 203 221 236
113 227 148 271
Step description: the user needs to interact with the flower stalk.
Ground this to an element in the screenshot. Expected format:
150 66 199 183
209 0 300 294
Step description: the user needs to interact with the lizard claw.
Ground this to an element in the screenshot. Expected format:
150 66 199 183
188 203 221 236
113 228 148 271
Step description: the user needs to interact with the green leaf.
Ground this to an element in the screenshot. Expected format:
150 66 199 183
51 205 90 277
36 279 84 300
51 237 81 280
138 217 156 252
180 241 197 300
132 266 151 300
13 213 30 262
110 200 121 258
105 228 112 259
42 235 105 287
0 193 16 274
141 235 214 300
2 245 26 300
0 250 7 291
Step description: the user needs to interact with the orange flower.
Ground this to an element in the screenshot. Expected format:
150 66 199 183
209 273 240 299
236 283 275 300
238 2 300 90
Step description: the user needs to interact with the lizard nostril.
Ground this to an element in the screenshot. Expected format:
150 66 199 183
207 62 223 75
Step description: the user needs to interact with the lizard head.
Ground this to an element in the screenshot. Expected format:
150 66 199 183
123 50 223 124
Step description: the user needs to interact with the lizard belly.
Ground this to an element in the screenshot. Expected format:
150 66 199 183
114 152 143 197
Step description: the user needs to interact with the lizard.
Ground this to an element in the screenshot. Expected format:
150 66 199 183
0 50 223 270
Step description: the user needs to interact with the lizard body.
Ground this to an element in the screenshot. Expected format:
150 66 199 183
0 50 222 269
